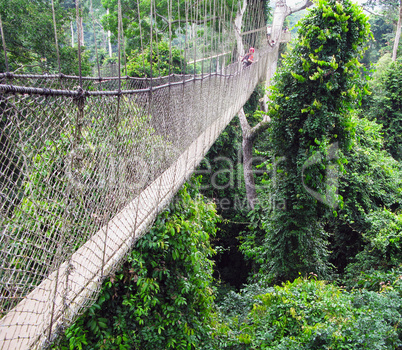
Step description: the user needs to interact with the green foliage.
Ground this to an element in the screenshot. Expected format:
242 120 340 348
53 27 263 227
242 112 402 279
329 60 402 276
54 181 220 350
361 16 394 66
215 281 274 346
361 209 402 263
362 0 401 62
368 53 393 93
0 0 91 74
234 112 402 347
329 114 402 273
367 58 402 160
102 0 237 54
345 265 402 292
343 208 402 279
60 46 93 77
126 41 186 77
253 0 372 282
232 277 402 349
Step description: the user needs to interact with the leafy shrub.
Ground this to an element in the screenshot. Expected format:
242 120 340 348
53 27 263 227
233 277 402 349
126 41 187 78
345 209 402 275
54 180 220 350
345 266 402 293
214 281 274 348
329 114 402 274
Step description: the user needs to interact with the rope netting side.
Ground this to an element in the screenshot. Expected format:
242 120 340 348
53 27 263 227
0 0 270 348
0 55 268 350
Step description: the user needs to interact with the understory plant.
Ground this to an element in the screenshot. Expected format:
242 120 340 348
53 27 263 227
235 277 402 349
215 276 402 349
54 179 220 350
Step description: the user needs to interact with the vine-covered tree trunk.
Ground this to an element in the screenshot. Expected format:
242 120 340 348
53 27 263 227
263 0 371 281
238 108 270 209
238 0 312 209
261 0 313 111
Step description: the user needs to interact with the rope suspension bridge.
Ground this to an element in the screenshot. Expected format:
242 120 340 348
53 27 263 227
0 0 282 348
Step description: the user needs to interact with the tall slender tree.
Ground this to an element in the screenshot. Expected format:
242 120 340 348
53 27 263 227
394 0 402 60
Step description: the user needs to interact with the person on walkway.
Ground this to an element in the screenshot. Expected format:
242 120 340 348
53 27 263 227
242 47 255 68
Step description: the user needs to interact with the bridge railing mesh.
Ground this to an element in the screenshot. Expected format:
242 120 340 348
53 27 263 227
0 48 269 348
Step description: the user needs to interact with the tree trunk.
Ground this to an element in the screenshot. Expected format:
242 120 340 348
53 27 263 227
234 0 248 57
238 108 271 209
262 0 313 111
238 109 257 209
243 136 257 209
81 17 85 46
108 30 112 57
71 21 74 47
392 0 402 61
107 8 112 57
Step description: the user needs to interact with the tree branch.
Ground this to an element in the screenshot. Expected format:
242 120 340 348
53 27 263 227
249 115 271 140
288 0 313 15
238 107 258 209
238 108 271 140
362 7 385 17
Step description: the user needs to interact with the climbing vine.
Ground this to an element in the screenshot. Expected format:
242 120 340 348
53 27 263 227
255 0 371 282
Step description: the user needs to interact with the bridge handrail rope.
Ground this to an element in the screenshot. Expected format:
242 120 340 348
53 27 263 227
0 65 245 88
0 0 270 347
0 60 253 96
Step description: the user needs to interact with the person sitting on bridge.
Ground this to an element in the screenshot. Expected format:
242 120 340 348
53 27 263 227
242 47 255 68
